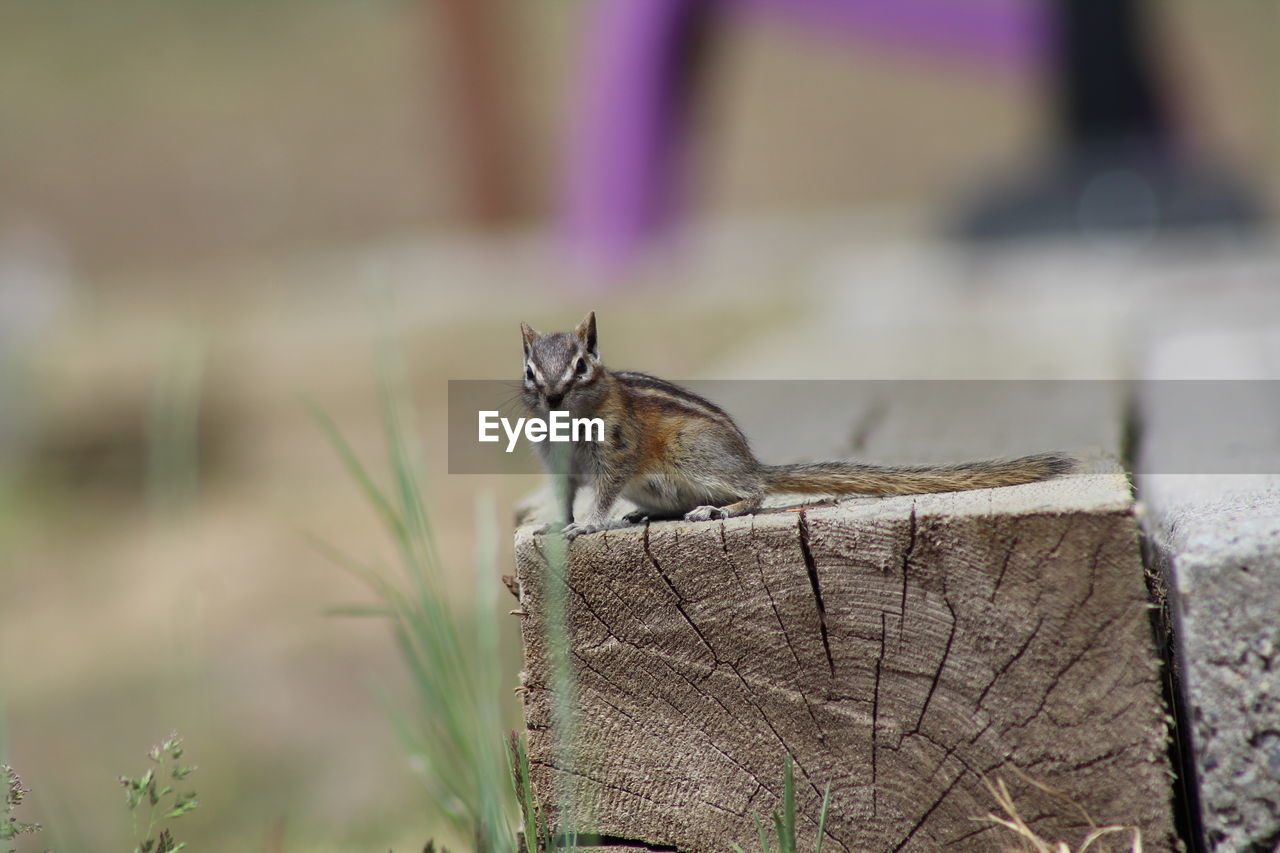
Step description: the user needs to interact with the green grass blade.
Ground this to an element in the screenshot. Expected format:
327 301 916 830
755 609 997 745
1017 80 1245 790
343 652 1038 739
305 397 403 541
374 331 442 577
305 533 405 608
781 755 796 853
314 370 516 849
814 782 831 853
756 814 771 853
507 735 541 853
472 494 511 848
145 332 205 519
323 604 396 618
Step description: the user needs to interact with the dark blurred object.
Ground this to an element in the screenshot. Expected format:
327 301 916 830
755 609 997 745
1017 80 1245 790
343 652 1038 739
562 0 1048 273
956 0 1262 240
563 0 1265 273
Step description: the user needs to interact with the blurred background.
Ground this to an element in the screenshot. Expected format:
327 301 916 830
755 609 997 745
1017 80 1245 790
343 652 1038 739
0 0 1274 850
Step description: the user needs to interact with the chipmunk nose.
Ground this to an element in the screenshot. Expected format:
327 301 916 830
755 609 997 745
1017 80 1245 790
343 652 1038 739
546 392 564 409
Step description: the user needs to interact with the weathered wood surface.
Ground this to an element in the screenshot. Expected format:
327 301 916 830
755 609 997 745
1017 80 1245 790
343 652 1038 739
515 465 1175 852
513 251 1187 851
1139 327 1280 852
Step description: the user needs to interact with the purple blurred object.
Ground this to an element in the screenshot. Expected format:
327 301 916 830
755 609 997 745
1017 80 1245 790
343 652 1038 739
561 1 709 276
562 0 1048 274
738 0 1046 70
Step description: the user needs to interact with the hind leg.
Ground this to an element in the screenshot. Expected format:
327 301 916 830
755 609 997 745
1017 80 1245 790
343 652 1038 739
684 491 763 523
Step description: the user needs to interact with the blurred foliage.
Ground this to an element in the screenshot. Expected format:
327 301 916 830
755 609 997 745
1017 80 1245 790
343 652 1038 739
315 341 518 850
119 734 199 853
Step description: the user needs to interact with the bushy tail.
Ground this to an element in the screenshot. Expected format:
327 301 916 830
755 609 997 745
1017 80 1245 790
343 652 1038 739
762 452 1074 497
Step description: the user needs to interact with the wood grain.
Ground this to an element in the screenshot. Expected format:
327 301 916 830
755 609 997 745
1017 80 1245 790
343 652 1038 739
515 468 1177 852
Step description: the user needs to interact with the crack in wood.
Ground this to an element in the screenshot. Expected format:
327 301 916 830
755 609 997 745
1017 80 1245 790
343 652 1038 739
1023 743 1137 775
642 522 719 662
1076 532 1108 615
911 729 990 781
910 598 959 739
568 834 680 851
755 550 804 670
899 503 918 642
643 684 777 800
545 555 783 801
565 652 639 722
891 763 966 853
749 547 829 745
944 821 1000 847
717 521 750 592
975 614 1046 712
998 605 1135 739
872 610 886 819
991 534 1019 601
723 658 830 808
797 510 835 675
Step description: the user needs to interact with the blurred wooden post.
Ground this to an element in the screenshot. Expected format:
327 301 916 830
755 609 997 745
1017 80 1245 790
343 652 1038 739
431 0 521 225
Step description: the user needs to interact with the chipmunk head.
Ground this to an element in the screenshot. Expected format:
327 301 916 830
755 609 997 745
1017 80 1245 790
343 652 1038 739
520 311 605 414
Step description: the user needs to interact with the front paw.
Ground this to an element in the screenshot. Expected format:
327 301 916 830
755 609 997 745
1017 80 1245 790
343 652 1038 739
563 521 601 541
622 510 650 524
684 505 728 522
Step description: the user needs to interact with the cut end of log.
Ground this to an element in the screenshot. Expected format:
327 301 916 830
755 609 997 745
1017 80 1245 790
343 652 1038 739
514 461 1178 852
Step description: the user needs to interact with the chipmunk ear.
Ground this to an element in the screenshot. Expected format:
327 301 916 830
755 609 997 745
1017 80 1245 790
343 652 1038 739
575 311 598 358
520 322 539 356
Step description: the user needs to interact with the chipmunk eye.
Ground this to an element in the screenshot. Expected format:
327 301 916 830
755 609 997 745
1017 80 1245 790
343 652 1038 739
525 365 535 383
574 357 587 375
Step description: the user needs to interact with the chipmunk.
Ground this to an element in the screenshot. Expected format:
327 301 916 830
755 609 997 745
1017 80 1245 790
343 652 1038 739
521 312 1073 540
